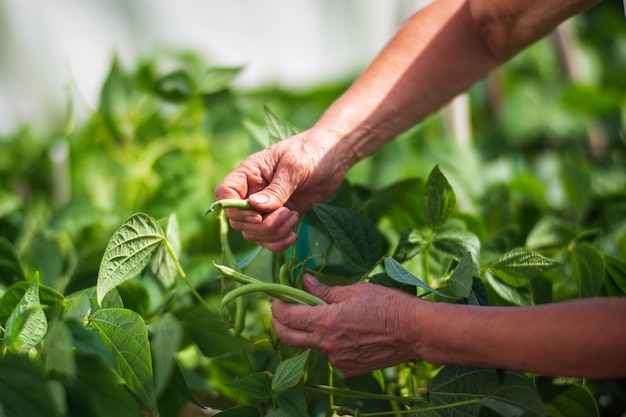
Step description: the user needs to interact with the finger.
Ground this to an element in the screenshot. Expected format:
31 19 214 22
271 316 320 350
302 274 345 304
255 233 298 252
223 208 262 224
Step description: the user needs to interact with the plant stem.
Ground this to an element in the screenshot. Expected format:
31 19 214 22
305 385 422 404
164 240 212 311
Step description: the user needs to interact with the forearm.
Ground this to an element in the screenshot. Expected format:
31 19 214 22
314 0 599 167
415 297 626 379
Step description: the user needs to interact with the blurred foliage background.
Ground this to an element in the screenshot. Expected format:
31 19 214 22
0 1 625 416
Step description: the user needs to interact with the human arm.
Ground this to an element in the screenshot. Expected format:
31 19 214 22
272 274 626 379
214 0 600 251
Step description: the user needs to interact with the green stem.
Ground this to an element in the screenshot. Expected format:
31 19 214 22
305 385 422 404
164 240 212 310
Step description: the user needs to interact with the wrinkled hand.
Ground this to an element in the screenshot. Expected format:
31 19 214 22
271 275 423 377
214 128 351 252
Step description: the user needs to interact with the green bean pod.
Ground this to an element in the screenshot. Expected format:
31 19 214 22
213 262 263 285
233 289 247 336
207 199 253 214
278 263 290 286
221 282 326 312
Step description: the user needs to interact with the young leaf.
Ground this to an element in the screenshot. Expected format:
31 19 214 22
431 229 480 272
89 308 157 415
264 105 299 143
271 349 310 393
384 257 457 299
3 280 48 354
97 213 165 305
487 247 560 287
310 204 384 273
423 165 456 230
0 236 26 286
427 366 547 417
570 242 604 298
448 252 474 298
0 281 64 325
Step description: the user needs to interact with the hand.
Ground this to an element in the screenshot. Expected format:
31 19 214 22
271 275 423 377
214 128 351 252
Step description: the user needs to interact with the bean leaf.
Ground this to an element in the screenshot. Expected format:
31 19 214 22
423 165 456 230
487 247 560 287
0 236 26 286
264 105 299 143
427 366 547 417
448 252 474 298
570 242 604 298
3 279 48 354
384 257 457 299
272 349 310 393
97 213 165 304
89 308 157 415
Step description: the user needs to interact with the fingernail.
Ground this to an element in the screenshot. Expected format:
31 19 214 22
249 193 269 204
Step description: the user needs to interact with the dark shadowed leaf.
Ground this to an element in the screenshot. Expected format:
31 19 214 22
536 378 598 417
275 389 309 417
227 372 272 400
0 236 25 286
150 313 183 396
310 204 384 273
603 255 626 296
214 405 259 417
427 366 547 417
448 252 474 298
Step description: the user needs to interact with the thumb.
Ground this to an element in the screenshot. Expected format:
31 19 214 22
248 171 298 212
302 274 340 304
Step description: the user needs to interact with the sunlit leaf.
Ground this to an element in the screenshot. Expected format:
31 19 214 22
97 213 165 305
525 216 575 250
0 281 64 325
3 280 48 354
272 349 310 393
487 247 561 287
264 105 299 143
427 366 547 417
89 308 157 414
423 165 456 230
431 230 480 271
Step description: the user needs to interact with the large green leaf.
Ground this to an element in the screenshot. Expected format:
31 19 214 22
487 248 560 287
0 236 25 286
310 204 384 273
570 242 604 298
427 366 547 417
431 230 480 269
44 319 77 378
271 349 310 393
423 165 456 230
0 354 65 417
97 213 165 304
3 279 48 354
89 308 157 414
